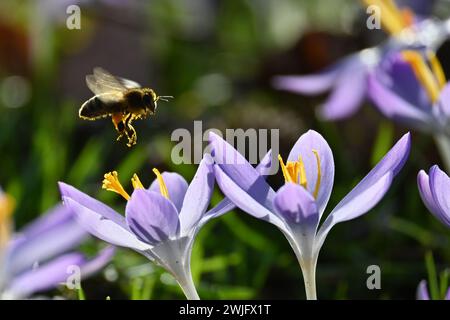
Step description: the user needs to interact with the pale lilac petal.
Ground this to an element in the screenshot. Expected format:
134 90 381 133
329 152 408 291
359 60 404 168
445 287 450 300
59 183 150 251
178 155 214 235
273 183 319 231
417 169 441 221
80 246 115 278
272 71 339 95
126 189 180 245
318 62 367 120
429 165 450 227
59 182 127 228
203 198 235 221
5 217 87 279
203 149 274 222
368 72 433 131
317 133 411 246
7 253 85 298
287 130 334 216
213 165 287 232
17 205 79 240
417 280 430 300
209 132 276 210
149 172 188 212
254 149 274 176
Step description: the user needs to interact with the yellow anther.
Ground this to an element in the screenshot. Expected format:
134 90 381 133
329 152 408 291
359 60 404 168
278 155 308 188
312 150 322 199
131 174 144 190
0 194 15 248
427 51 446 89
362 0 409 35
102 171 130 201
152 168 169 199
279 155 296 184
402 50 442 103
298 156 307 189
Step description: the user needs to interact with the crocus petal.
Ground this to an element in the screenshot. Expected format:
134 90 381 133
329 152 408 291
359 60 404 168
273 183 319 231
445 288 450 300
288 130 334 217
213 165 288 232
368 73 433 131
201 149 275 229
318 61 368 120
316 133 411 247
272 70 339 95
149 172 188 212
5 217 87 279
417 280 430 300
417 169 441 221
59 182 127 227
429 165 450 227
126 189 180 245
179 154 214 235
16 205 79 240
59 182 150 251
6 253 85 299
209 132 276 209
79 246 115 278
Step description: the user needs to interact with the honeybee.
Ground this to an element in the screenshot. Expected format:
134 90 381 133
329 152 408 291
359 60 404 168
79 67 172 147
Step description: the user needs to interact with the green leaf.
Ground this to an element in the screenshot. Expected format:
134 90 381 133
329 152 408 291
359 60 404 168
371 121 394 166
425 251 439 300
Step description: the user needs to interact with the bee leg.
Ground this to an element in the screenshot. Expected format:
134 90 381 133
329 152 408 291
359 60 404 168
112 113 127 142
124 114 137 147
115 121 126 142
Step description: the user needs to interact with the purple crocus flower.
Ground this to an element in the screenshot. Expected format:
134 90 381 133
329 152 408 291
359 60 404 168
0 192 114 299
417 165 450 228
273 0 447 120
59 153 272 300
369 49 450 170
209 130 410 299
368 49 450 135
417 280 450 300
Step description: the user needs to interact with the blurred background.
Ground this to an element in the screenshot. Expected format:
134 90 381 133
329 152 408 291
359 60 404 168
1 0 450 299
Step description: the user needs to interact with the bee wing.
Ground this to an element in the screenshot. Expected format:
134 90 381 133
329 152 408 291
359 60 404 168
86 74 125 96
118 77 141 89
94 67 142 88
86 67 142 97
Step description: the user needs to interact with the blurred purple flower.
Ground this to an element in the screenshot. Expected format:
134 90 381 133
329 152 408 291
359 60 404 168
59 153 272 300
273 0 448 120
0 194 114 299
417 280 450 300
417 165 450 228
209 130 410 299
368 49 450 135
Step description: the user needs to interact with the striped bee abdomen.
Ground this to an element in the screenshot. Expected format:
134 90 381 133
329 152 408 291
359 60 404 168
79 94 124 120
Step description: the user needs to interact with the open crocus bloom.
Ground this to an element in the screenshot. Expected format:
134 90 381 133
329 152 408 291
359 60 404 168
209 130 410 299
273 0 446 121
0 191 114 299
417 280 450 300
417 165 450 228
368 49 450 135
59 153 272 300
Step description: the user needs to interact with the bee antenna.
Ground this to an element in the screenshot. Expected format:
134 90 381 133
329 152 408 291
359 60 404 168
157 95 174 102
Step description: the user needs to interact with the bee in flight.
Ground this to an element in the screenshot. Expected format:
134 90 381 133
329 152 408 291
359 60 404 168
79 67 172 147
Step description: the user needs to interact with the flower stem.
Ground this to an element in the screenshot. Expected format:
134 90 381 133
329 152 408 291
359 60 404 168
175 266 200 300
434 134 450 173
300 258 318 300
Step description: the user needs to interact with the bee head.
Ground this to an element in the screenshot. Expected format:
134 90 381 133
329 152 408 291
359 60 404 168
142 89 157 113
